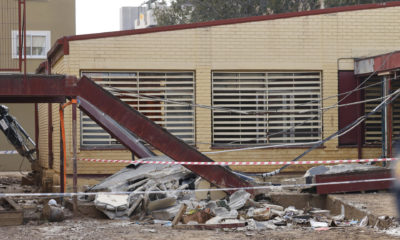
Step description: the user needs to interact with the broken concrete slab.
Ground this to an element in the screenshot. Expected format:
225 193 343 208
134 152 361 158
151 205 181 220
195 179 210 200
252 207 272 221
90 156 192 193
147 197 176 212
209 187 227 200
94 193 130 219
89 156 198 220
212 207 238 219
305 164 386 178
229 190 251 210
310 219 329 228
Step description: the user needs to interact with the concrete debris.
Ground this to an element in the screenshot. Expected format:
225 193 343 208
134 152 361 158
310 209 330 217
263 203 284 211
359 216 368 227
251 220 278 230
305 164 385 178
151 205 181 220
332 205 345 221
205 216 224 224
209 187 227 200
94 193 129 219
194 179 210 200
310 219 329 228
147 197 176 212
212 207 238 218
246 207 272 221
79 159 396 231
228 190 251 210
42 200 64 222
90 156 196 219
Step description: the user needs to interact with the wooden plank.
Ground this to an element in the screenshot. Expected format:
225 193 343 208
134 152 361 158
0 197 23 226
4 197 21 211
0 211 23 226
172 204 187 226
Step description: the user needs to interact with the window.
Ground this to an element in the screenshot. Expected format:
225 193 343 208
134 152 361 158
212 71 322 146
364 75 400 145
81 71 195 147
12 30 50 59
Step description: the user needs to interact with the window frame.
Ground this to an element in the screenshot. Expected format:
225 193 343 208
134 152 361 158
211 71 323 147
79 70 196 149
12 30 51 59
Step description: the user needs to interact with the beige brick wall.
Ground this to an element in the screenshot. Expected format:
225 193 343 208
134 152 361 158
42 6 400 176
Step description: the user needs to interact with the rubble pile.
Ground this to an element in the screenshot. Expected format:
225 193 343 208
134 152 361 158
87 156 197 219
81 156 377 231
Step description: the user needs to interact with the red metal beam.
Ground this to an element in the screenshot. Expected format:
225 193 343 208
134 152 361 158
76 76 253 193
0 74 252 193
77 97 155 158
0 74 77 102
315 169 392 194
355 51 400 75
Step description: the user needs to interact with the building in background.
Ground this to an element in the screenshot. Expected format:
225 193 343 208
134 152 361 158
120 6 157 30
40 3 400 189
0 0 75 171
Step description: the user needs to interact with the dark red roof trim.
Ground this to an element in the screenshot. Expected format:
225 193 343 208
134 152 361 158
47 2 400 64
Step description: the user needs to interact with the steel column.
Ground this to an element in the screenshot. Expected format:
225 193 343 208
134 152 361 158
48 104 53 169
382 75 393 160
72 100 78 215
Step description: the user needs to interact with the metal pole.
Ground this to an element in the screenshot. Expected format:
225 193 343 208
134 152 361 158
387 75 393 158
382 75 392 164
357 77 363 159
18 0 22 72
382 76 387 159
59 105 64 195
72 99 78 215
22 0 26 76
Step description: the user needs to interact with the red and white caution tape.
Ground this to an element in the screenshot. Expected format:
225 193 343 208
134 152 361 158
79 157 397 166
0 150 18 155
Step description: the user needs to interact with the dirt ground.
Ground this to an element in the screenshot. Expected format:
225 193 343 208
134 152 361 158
2 172 400 239
0 218 399 240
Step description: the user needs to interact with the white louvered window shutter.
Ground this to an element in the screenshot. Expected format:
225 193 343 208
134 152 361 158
80 71 195 147
212 71 322 146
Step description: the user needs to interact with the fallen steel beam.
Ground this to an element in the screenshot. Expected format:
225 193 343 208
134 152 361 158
76 76 253 193
0 74 253 193
78 96 155 159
